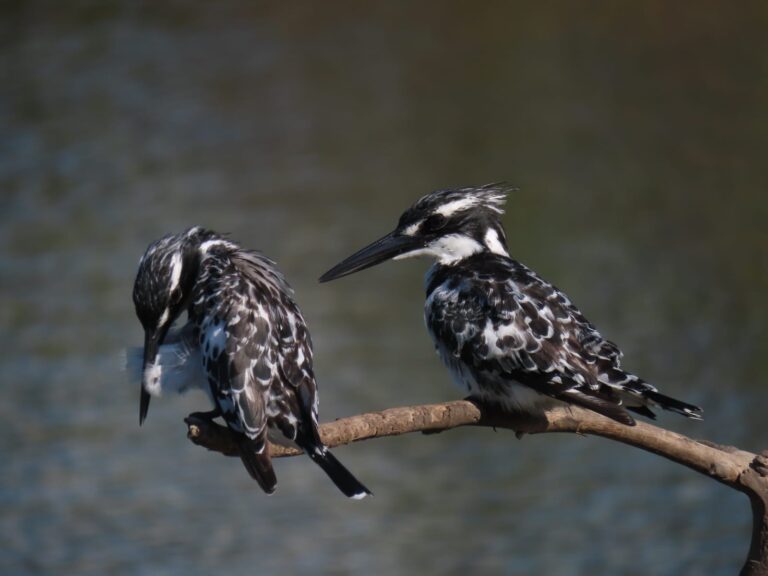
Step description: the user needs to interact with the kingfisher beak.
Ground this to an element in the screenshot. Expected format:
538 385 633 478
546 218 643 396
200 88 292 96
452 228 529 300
319 231 422 282
140 329 160 426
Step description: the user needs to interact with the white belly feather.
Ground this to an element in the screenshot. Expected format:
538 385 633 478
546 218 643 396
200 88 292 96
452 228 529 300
124 324 211 401
431 336 552 414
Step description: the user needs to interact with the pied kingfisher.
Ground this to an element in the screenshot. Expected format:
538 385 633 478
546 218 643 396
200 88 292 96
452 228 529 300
320 184 702 425
130 227 371 498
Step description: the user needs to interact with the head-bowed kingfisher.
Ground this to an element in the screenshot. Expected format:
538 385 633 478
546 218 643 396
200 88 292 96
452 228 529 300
130 227 371 498
320 184 702 425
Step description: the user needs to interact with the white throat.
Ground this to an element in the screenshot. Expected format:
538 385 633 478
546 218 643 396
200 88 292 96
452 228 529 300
394 234 484 265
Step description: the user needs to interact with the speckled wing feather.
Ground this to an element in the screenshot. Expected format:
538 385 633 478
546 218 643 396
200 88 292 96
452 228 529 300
133 228 370 497
232 251 371 498
192 248 280 490
196 252 268 440
228 251 317 440
426 254 701 424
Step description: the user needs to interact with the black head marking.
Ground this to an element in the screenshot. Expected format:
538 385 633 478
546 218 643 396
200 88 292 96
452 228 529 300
319 184 515 282
391 183 514 258
396 183 512 236
132 226 214 333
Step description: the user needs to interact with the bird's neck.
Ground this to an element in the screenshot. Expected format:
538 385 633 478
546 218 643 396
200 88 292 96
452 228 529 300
424 226 510 292
479 226 509 257
431 225 509 265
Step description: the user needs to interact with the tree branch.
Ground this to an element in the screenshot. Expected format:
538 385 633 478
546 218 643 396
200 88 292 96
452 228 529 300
184 400 768 576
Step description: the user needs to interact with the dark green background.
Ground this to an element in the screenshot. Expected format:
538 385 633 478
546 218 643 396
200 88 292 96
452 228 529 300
2 2 766 575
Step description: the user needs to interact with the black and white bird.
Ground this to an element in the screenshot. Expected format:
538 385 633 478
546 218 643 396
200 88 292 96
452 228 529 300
130 227 371 498
320 185 702 425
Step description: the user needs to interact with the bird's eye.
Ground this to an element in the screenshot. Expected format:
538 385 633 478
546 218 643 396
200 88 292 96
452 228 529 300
423 214 447 233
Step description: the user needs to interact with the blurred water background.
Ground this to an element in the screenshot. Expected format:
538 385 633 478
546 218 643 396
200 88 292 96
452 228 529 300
1 2 767 575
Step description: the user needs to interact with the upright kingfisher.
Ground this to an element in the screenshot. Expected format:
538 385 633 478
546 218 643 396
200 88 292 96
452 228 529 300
130 226 371 498
320 185 702 425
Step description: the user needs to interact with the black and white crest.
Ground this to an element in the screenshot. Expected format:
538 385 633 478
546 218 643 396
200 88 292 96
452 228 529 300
408 184 508 218
131 227 371 498
320 185 702 426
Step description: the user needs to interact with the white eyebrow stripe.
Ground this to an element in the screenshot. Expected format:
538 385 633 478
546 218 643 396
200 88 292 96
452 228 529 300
158 307 170 327
436 198 478 217
168 252 183 293
200 239 236 253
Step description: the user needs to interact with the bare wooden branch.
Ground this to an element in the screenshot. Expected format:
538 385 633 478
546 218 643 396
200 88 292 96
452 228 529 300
184 400 768 576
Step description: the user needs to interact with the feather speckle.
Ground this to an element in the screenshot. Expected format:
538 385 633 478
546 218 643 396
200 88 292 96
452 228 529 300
416 188 703 424
425 253 703 423
132 228 371 498
322 184 703 426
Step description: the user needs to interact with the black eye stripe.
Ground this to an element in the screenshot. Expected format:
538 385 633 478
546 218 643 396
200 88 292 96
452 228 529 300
423 214 447 232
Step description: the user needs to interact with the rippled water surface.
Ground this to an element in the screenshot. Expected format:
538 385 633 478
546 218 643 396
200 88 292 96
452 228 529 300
2 3 767 575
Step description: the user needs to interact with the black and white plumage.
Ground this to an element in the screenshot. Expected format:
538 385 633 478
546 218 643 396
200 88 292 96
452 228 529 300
320 184 702 425
131 227 371 498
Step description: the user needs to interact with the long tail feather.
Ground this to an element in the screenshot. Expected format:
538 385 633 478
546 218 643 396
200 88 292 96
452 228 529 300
644 390 703 420
237 437 277 494
626 404 658 419
306 445 372 499
601 370 703 422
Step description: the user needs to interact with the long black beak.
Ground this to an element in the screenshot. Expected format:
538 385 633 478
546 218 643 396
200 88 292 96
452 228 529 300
140 329 159 426
319 231 422 282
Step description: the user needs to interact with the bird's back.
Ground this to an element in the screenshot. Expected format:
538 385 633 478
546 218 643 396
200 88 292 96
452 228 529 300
192 245 318 443
424 252 676 423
